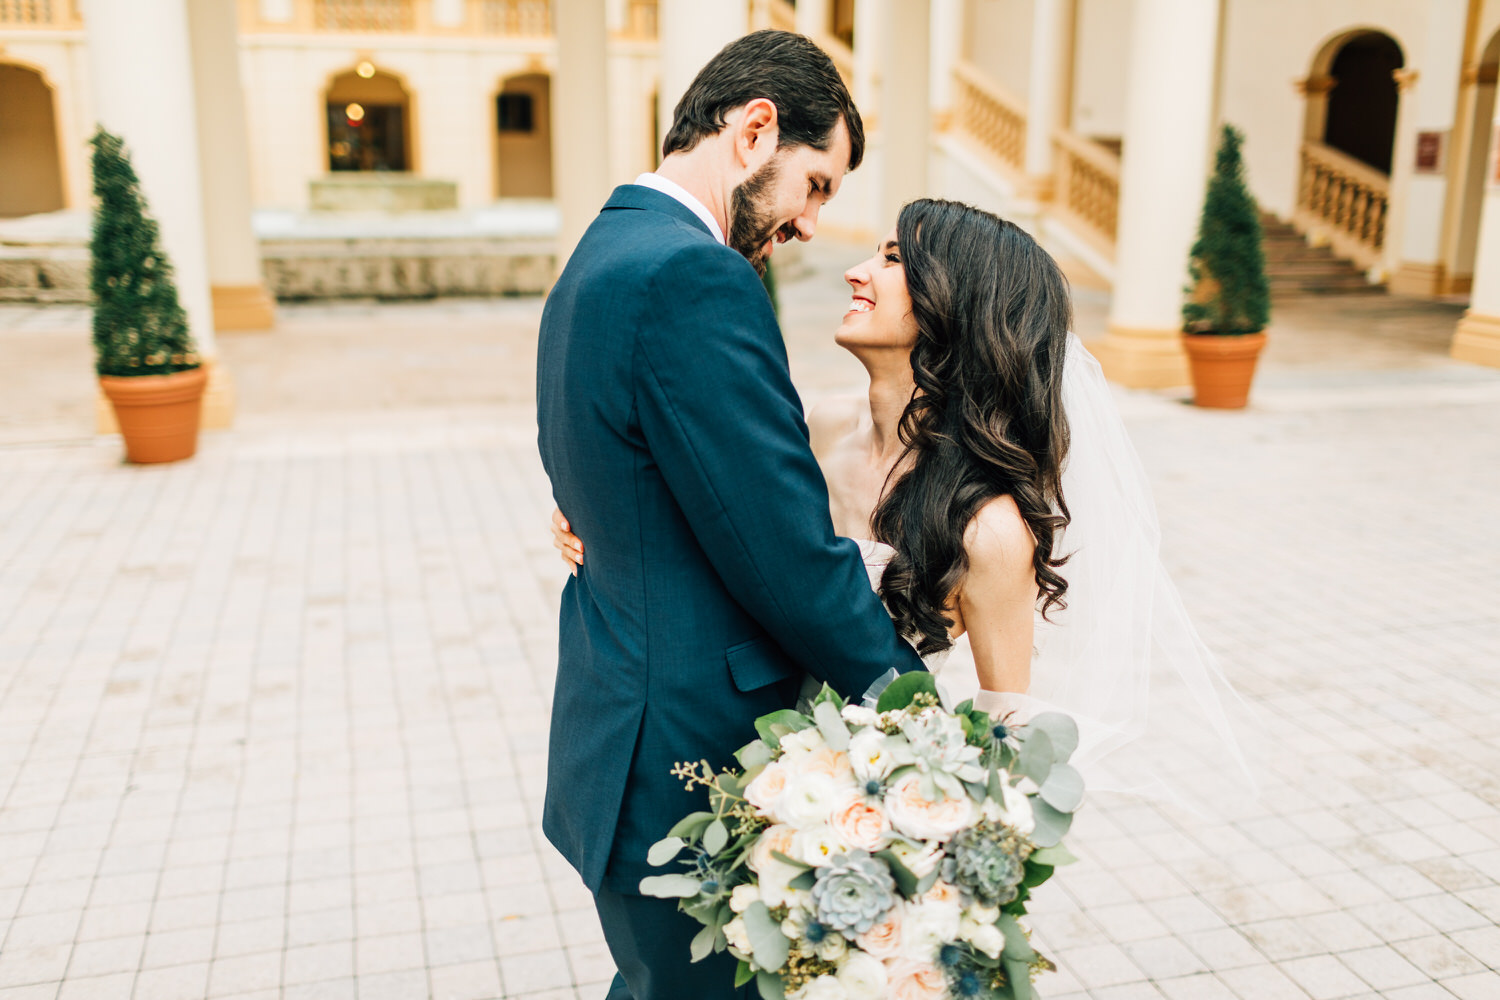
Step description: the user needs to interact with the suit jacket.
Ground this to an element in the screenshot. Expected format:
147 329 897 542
535 184 924 893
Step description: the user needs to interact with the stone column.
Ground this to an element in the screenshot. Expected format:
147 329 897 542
879 0 930 226
552 0 612 270
188 0 276 333
82 0 235 427
1388 0 1471 296
1096 0 1221 388
853 0 881 116
795 0 830 40
1020 0 1074 200
1451 108 1500 368
928 0 963 128
657 0 749 148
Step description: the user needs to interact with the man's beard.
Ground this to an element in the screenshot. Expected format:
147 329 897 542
729 156 794 275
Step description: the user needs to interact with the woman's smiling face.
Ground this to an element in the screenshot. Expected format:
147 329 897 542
835 227 920 354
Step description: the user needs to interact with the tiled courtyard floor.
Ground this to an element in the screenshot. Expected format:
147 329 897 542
1 239 1498 999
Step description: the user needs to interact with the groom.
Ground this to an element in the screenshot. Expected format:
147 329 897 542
536 31 924 999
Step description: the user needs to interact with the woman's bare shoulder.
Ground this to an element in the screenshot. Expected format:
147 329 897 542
962 496 1037 583
806 394 864 452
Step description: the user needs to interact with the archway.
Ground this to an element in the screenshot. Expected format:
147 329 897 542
494 72 552 198
325 65 412 172
1308 30 1405 174
0 63 66 217
1451 31 1500 294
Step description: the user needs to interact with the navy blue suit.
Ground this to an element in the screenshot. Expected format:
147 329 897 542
535 184 923 998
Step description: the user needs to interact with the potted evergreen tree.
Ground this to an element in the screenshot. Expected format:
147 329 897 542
90 127 207 463
1181 124 1271 409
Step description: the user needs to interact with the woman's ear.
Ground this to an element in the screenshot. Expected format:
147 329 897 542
736 97 780 168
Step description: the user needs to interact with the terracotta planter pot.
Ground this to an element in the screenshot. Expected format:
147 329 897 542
1181 332 1267 409
99 366 208 464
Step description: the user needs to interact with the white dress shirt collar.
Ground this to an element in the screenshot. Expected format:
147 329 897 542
633 172 726 245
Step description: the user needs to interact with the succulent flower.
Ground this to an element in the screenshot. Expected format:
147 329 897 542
809 849 897 938
943 820 1032 907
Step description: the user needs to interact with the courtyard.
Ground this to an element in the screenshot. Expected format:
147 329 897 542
0 237 1498 1000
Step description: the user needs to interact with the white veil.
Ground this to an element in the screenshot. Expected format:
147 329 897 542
980 335 1260 812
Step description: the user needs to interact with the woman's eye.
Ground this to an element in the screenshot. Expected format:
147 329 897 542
884 253 901 265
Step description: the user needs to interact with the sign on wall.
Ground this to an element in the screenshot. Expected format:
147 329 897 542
1414 131 1445 174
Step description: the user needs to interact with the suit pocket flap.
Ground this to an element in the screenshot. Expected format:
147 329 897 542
726 637 798 692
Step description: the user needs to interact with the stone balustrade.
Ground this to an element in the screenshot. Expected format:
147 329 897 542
0 0 79 28
952 60 1026 175
1294 139 1388 272
1051 127 1121 256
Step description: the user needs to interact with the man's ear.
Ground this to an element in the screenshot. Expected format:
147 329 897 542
736 97 780 167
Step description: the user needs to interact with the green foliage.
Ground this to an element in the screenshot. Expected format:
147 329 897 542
1183 125 1271 336
89 128 200 377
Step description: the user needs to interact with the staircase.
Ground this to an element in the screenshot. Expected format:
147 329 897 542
1261 213 1383 296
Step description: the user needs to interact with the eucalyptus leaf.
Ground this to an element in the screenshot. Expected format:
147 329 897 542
875 849 920 897
1039 763 1085 813
770 850 812 871
754 709 813 750
997 914 1036 962
811 683 846 712
813 699 850 751
1021 861 1054 888
1016 727 1053 786
875 670 939 713
1029 798 1073 848
668 811 716 841
735 739 774 771
703 818 729 856
690 923 716 962
756 970 786 1000
743 902 790 972
1027 712 1079 761
638 873 702 898
789 868 817 891
1005 957 1035 1000
647 836 686 867
1029 844 1079 867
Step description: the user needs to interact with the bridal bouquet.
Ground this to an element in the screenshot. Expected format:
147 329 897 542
641 673 1083 1000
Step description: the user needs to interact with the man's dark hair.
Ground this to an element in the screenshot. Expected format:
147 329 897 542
662 30 865 170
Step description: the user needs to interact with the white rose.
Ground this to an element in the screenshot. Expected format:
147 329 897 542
791 824 850 868
980 779 1035 835
835 950 889 1000
745 761 790 819
780 728 827 755
847 728 896 783
965 902 1000 925
960 916 1004 959
884 772 976 842
791 975 848 1000
815 932 847 962
724 915 752 956
780 772 840 828
899 899 963 961
729 884 761 914
841 705 880 728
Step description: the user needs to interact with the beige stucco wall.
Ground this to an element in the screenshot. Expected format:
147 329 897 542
964 0 1032 100
1218 0 1432 219
1069 0 1131 141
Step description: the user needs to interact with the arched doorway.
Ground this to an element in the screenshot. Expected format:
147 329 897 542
494 72 552 198
1310 31 1405 174
325 65 412 172
0 63 66 217
1451 32 1500 294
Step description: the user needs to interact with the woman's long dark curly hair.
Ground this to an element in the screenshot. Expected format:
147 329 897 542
872 199 1072 654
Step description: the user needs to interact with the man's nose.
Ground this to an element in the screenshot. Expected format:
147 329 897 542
794 202 820 242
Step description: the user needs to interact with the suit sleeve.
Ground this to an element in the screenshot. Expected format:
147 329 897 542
635 243 925 695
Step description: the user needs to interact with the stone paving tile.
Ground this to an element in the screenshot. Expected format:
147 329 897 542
3 243 1500 999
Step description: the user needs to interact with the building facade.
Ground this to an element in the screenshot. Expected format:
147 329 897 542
3 0 1499 390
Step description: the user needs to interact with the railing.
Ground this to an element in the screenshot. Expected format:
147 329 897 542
478 0 550 36
1051 128 1120 254
313 0 414 31
1294 140 1388 270
0 0 79 28
621 0 657 39
952 61 1025 174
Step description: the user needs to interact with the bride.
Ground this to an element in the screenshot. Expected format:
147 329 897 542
554 198 1253 800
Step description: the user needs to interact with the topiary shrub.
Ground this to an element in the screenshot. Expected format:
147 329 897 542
90 127 201 377
1182 124 1271 336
